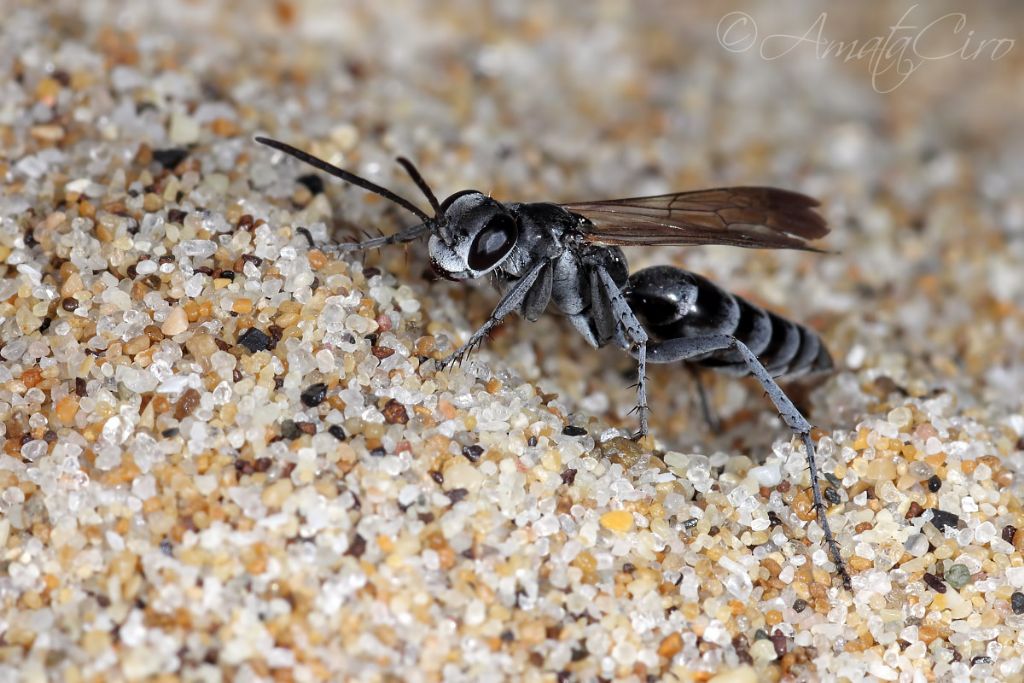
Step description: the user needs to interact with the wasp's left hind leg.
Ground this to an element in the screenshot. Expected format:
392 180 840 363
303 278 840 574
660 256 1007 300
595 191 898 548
638 333 851 588
593 268 650 439
687 366 722 434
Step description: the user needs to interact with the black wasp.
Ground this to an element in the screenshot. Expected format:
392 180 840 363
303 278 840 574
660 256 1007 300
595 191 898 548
256 136 849 588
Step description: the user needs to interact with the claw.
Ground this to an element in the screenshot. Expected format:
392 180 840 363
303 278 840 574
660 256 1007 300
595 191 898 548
441 333 487 372
631 417 651 442
436 353 460 372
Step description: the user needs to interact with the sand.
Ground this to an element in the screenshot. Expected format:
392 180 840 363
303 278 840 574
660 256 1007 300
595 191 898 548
1 1 1023 680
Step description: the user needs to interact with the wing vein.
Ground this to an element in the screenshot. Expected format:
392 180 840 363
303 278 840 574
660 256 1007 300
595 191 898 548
563 186 828 251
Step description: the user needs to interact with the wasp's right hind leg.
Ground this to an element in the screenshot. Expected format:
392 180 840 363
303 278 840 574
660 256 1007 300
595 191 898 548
637 333 851 589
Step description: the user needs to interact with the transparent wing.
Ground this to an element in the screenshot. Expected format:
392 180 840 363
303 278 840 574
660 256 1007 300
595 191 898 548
563 187 829 251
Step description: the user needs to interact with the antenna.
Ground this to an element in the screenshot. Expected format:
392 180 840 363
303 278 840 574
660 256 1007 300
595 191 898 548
396 157 441 216
254 137 431 222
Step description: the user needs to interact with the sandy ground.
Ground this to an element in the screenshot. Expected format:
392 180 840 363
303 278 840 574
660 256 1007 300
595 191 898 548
2 1 1024 681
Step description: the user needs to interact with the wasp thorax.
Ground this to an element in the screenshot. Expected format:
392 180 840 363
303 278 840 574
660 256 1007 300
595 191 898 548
428 191 519 279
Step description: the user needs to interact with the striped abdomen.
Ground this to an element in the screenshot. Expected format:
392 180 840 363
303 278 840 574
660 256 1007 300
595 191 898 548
624 265 832 378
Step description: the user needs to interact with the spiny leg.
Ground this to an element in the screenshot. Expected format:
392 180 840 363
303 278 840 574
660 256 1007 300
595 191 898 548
299 222 429 261
687 365 722 434
594 268 650 439
799 430 848 586
436 260 549 370
627 341 649 438
639 333 851 589
335 221 431 252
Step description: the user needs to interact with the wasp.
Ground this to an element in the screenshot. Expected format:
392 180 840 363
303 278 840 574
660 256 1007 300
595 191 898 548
256 136 849 587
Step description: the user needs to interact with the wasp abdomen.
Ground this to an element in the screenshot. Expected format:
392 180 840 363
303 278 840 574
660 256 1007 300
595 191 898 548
624 265 832 378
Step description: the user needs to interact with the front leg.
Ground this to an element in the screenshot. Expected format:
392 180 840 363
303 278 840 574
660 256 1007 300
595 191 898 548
594 268 650 439
437 261 549 369
336 221 431 252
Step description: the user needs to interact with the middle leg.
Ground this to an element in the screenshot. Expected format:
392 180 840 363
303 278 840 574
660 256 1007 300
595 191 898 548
594 268 650 438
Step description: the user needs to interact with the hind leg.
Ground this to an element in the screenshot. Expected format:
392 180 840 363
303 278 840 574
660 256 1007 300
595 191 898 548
639 333 851 589
687 366 721 434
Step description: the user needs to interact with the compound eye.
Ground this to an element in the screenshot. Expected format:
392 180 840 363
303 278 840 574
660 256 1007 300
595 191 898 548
467 214 518 271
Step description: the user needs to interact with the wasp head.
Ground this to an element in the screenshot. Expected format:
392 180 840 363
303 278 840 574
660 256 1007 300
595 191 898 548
428 191 519 280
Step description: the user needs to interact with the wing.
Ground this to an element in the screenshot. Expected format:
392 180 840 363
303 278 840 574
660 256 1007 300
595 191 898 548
563 187 829 251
